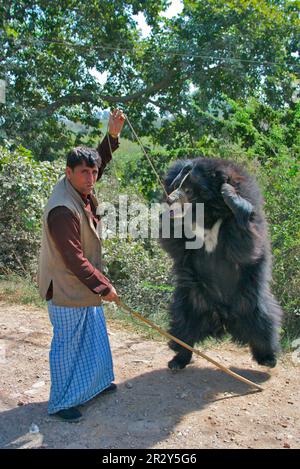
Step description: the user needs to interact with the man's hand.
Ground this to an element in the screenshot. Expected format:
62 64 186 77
108 109 125 138
101 285 120 304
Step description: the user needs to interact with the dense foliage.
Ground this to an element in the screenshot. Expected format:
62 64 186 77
1 1 299 156
0 145 63 273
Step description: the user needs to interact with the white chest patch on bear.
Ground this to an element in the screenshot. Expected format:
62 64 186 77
204 218 223 253
191 218 223 252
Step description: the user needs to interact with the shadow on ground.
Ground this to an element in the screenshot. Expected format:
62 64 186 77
0 365 270 449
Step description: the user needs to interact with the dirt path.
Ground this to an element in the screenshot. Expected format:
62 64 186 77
0 301 299 449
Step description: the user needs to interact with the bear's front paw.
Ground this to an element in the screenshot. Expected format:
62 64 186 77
221 183 254 229
221 182 236 199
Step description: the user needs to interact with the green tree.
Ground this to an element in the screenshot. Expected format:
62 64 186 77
1 0 298 156
0 0 168 158
125 0 299 142
0 145 63 273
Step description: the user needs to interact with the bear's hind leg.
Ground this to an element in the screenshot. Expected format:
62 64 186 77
168 316 196 370
168 313 218 371
250 297 282 368
228 296 282 368
167 286 223 371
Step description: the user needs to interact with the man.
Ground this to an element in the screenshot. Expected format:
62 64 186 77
38 109 125 422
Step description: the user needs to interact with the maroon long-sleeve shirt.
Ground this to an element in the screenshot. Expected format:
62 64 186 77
46 134 119 300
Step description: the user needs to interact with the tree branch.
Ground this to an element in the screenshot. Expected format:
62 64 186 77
35 70 181 120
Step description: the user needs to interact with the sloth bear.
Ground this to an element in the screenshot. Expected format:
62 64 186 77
160 157 282 370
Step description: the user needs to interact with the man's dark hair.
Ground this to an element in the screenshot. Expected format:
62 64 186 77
66 146 101 170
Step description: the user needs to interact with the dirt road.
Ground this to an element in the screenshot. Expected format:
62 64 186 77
0 301 299 449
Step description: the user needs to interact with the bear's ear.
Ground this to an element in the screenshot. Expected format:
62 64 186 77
228 169 246 188
215 168 245 189
214 169 229 184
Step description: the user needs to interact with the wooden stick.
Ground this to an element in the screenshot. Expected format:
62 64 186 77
116 298 264 392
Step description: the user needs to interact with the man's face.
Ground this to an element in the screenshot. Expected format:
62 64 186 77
66 161 98 196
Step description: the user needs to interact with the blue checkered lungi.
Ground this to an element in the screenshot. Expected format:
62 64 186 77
47 301 114 414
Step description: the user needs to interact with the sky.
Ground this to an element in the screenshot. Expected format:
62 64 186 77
134 0 183 37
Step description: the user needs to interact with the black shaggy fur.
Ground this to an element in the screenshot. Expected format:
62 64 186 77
160 158 282 370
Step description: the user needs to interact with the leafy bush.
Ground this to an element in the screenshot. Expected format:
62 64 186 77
0 145 63 274
103 237 173 329
259 151 300 343
95 171 174 327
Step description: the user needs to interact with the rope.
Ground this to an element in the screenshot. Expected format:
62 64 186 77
106 123 115 165
105 119 123 192
106 114 167 197
115 298 263 392
123 114 170 199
